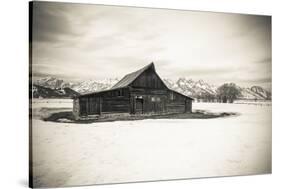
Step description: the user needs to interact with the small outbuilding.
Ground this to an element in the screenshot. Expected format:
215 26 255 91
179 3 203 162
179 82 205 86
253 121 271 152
73 62 193 118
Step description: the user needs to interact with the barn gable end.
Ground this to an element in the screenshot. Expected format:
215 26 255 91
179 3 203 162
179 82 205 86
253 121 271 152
111 62 168 90
130 64 168 89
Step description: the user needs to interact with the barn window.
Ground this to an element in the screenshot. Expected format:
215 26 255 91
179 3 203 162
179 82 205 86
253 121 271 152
151 97 155 102
117 89 124 96
156 97 161 102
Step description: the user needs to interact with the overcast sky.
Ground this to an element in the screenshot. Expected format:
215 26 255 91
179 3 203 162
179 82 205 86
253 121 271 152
32 2 271 89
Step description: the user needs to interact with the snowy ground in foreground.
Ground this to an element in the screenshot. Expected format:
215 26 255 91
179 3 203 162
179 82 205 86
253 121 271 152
31 100 272 187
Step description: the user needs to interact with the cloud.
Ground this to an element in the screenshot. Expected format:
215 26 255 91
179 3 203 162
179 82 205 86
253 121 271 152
32 2 76 42
31 2 272 89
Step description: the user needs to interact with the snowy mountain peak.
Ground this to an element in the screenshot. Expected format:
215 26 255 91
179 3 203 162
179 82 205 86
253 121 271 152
33 77 271 100
250 86 271 99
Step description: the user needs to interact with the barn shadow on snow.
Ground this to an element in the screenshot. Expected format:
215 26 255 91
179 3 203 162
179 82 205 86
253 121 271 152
43 109 239 124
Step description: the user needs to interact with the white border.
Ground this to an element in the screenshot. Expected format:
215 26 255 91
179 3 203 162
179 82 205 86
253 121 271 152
0 0 279 189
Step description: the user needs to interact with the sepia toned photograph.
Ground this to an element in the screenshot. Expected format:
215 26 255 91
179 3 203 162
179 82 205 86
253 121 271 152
29 1 272 188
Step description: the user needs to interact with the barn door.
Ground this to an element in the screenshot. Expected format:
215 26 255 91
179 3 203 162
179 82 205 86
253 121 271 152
135 98 143 114
154 97 164 113
80 98 87 116
185 99 192 113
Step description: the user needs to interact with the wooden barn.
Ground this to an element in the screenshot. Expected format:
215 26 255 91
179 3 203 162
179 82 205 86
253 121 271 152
73 63 193 118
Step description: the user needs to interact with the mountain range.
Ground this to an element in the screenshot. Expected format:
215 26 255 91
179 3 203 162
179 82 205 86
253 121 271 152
163 78 271 100
31 84 80 99
32 77 271 100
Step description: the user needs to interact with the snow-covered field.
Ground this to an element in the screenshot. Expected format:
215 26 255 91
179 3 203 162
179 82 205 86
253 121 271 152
234 99 271 106
31 99 272 187
32 98 73 109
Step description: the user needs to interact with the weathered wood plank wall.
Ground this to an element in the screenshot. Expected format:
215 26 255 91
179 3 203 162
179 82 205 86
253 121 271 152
131 68 166 89
74 65 192 117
